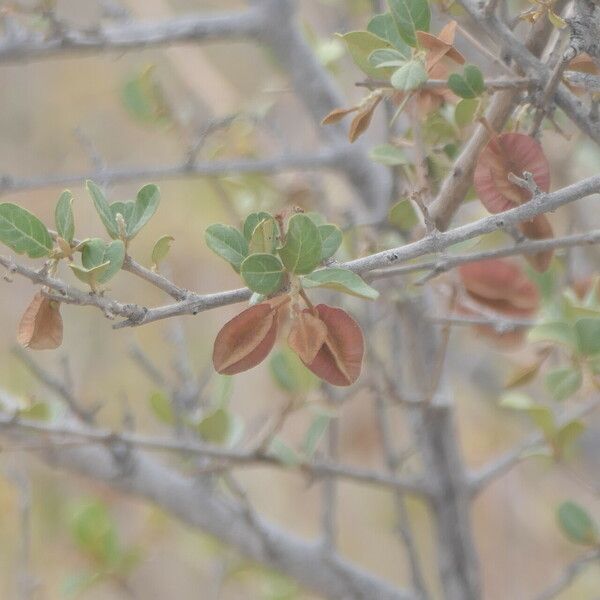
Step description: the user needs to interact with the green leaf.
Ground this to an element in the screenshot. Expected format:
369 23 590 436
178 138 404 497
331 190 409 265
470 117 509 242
86 180 119 239
268 437 300 466
243 211 273 240
557 501 598 545
553 420 585 457
369 144 407 166
388 0 431 46
545 366 582 402
121 65 171 125
388 198 418 230
19 402 51 421
151 235 174 270
368 12 411 54
302 268 379 300
249 217 277 254
304 212 327 227
269 348 317 394
455 98 479 128
55 190 75 244
240 253 284 294
81 238 125 284
548 9 567 29
126 183 160 238
500 392 555 438
278 214 322 275
302 411 331 458
149 391 174 424
369 48 407 68
448 65 485 99
391 60 427 90
337 31 392 78
0 203 53 258
205 224 248 272
110 200 135 225
318 224 343 260
69 261 111 288
196 408 231 444
528 321 576 347
575 318 600 355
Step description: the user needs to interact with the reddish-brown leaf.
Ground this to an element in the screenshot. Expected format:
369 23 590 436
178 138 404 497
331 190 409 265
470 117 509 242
304 304 364 386
474 133 550 213
17 292 63 350
567 53 600 75
459 258 540 316
288 310 328 365
417 25 465 72
349 95 382 143
321 106 359 125
213 298 289 375
519 213 554 272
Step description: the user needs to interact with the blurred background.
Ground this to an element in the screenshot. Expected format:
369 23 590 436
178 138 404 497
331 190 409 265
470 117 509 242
1 0 600 598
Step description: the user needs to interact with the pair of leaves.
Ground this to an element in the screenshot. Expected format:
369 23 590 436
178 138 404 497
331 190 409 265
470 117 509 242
87 180 160 241
17 292 63 350
447 65 485 99
70 238 125 288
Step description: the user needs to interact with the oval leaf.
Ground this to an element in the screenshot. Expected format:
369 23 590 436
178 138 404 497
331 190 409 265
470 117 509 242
249 217 278 254
127 183 160 238
17 292 63 350
318 224 343 260
55 190 75 244
81 238 125 284
278 214 322 275
240 253 284 295
388 0 431 47
557 501 598 545
391 60 428 91
302 268 379 300
288 311 328 364
0 203 53 258
205 224 248 272
86 180 119 239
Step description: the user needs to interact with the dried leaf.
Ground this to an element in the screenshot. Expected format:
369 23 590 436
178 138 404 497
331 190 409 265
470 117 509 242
459 258 540 316
17 292 63 350
349 95 382 143
416 28 465 71
474 133 550 213
288 311 328 364
519 213 554 272
304 304 364 386
321 106 359 125
213 297 289 375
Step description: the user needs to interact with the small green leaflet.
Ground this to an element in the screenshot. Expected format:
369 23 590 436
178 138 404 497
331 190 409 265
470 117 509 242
121 65 171 125
278 214 322 275
557 501 598 545
70 261 111 288
249 217 278 254
243 211 273 240
81 238 125 284
149 391 174 424
196 408 231 444
268 437 301 466
391 60 427 91
544 366 582 402
302 268 379 300
240 253 284 295
455 98 480 128
269 348 317 394
86 180 119 239
527 321 576 347
302 411 332 458
126 184 160 239
369 144 407 166
205 224 248 272
0 203 53 258
447 65 485 99
367 12 411 55
151 235 174 270
575 318 600 355
388 198 418 229
318 224 343 260
388 0 431 47
55 190 75 244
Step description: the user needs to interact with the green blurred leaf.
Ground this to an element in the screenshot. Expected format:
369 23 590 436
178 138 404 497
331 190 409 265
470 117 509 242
388 0 431 46
544 366 582 402
268 437 300 466
149 391 174 424
241 253 284 294
391 60 427 90
367 12 411 54
318 224 343 260
528 321 576 347
302 412 331 458
121 65 171 125
55 190 75 244
302 268 379 299
269 348 317 394
151 235 175 270
86 180 119 239
81 239 125 284
553 420 585 457
196 408 231 444
278 214 322 275
557 501 598 545
455 98 479 127
575 318 600 355
205 224 248 272
19 402 51 421
0 203 53 258
388 198 418 230
369 144 407 165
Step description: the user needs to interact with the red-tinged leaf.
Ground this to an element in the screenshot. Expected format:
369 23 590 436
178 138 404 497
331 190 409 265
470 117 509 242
304 304 364 386
519 213 554 272
213 298 289 375
321 106 359 125
349 95 382 143
474 133 551 213
17 292 63 350
567 53 600 75
288 310 328 365
416 29 465 72
459 258 540 316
